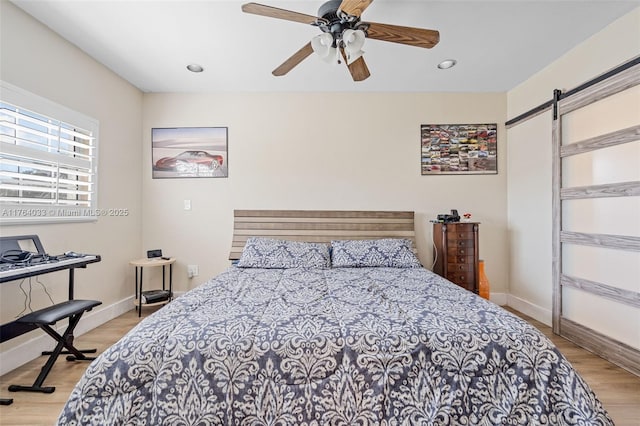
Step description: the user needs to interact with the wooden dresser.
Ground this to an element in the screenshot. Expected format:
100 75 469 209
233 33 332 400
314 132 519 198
432 222 480 293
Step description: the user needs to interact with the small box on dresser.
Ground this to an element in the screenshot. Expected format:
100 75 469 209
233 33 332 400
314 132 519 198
432 222 480 293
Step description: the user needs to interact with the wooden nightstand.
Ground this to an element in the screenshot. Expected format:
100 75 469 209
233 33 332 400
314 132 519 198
432 222 480 293
130 257 175 317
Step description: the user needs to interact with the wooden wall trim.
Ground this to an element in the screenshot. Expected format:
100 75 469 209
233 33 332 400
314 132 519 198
558 63 640 115
561 181 640 199
551 118 563 333
561 274 640 309
561 124 640 157
560 231 640 252
560 317 640 376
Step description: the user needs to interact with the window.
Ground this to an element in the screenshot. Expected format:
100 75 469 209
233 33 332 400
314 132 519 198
0 81 99 224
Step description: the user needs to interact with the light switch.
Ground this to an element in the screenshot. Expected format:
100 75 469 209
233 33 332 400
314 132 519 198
184 199 191 210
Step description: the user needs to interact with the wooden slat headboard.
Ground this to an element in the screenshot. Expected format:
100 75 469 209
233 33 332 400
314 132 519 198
229 209 416 260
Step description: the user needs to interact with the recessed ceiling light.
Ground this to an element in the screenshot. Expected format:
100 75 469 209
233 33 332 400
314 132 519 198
437 59 457 70
187 64 204 73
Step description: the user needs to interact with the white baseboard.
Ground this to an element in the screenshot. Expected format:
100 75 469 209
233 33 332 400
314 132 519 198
0 296 135 376
489 292 508 306
506 294 552 326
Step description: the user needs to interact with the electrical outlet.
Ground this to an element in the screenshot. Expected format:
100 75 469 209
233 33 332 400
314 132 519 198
187 264 199 278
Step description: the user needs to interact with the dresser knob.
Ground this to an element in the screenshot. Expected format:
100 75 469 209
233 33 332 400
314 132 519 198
460 249 465 254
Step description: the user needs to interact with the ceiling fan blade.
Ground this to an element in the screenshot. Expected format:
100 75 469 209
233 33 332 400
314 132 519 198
272 42 314 76
339 0 373 18
347 57 370 81
242 3 319 25
340 48 370 81
365 21 439 48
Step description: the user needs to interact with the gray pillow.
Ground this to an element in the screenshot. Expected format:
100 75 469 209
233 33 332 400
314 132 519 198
330 238 422 268
237 237 331 269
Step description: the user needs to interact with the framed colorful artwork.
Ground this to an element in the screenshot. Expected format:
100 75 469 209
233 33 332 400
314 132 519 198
421 124 497 175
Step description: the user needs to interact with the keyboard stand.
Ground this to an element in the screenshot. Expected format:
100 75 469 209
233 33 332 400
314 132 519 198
0 250 101 405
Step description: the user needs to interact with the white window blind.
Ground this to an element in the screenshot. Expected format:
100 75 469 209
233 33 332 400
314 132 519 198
0 81 99 224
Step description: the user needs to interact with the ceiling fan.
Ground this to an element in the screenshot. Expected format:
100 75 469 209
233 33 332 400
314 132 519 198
241 0 440 82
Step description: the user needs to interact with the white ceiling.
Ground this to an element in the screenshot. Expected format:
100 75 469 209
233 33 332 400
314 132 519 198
11 0 640 93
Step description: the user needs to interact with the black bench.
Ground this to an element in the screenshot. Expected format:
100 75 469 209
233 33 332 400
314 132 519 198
7 299 101 394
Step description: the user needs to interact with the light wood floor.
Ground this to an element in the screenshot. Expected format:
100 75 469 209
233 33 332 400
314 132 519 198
1 306 638 425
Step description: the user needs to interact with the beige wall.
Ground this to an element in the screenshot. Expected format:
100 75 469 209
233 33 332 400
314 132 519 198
506 7 640 324
142 92 509 295
0 2 143 359
9 1 637 371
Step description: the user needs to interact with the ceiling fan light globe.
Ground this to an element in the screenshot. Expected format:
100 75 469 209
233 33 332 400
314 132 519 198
325 47 339 63
312 33 333 49
343 29 366 52
312 34 338 63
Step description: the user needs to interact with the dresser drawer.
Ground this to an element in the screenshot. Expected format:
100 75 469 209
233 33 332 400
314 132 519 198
451 238 474 247
447 231 475 241
447 245 475 256
446 271 475 289
449 255 475 265
447 263 474 272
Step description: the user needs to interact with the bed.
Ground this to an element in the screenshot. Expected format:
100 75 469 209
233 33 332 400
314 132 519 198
58 210 612 425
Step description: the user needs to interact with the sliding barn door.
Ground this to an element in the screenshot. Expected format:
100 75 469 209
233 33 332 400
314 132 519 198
552 62 640 375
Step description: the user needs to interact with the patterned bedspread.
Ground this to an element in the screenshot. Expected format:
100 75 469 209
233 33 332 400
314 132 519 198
58 267 612 425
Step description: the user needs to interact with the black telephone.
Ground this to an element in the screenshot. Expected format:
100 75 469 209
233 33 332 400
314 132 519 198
437 209 460 223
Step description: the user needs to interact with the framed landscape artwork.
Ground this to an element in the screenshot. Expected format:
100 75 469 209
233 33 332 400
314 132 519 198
421 123 497 175
152 127 228 179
